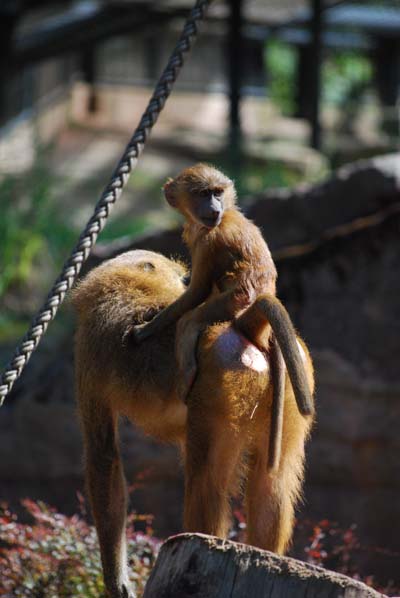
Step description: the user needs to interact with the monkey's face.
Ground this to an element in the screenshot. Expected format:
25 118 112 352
188 185 226 229
164 164 236 229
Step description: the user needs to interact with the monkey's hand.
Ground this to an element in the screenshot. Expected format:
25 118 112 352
132 289 198 343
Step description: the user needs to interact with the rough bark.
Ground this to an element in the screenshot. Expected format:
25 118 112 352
144 533 386 598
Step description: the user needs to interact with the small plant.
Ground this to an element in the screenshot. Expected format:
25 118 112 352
0 496 160 598
1 500 400 597
230 508 400 596
299 518 400 596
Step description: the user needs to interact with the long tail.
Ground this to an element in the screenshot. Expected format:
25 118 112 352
235 294 314 471
268 337 285 470
236 294 314 417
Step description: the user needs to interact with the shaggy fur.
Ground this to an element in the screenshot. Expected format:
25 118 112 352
72 249 314 598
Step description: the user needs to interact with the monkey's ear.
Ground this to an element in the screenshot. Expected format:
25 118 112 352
163 178 178 207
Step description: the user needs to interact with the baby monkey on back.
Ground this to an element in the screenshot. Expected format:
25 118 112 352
134 163 313 468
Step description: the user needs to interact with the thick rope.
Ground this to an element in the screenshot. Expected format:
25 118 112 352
0 0 211 405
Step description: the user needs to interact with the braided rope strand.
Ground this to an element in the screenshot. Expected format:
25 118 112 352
0 0 211 405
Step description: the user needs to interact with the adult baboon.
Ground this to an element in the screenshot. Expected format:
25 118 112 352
73 249 314 598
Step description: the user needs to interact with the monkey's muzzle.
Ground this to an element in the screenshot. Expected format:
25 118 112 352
201 211 223 229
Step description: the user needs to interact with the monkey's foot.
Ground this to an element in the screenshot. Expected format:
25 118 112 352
121 584 136 598
107 582 136 598
131 322 151 343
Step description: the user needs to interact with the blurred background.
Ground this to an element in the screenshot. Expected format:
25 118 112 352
0 0 399 594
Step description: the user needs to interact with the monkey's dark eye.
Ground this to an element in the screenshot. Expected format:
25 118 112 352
213 188 224 198
139 262 155 272
199 188 210 198
181 273 191 286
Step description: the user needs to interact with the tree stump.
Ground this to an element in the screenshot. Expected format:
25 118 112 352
144 533 386 598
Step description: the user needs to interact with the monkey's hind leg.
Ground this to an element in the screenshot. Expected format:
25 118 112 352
184 395 245 537
246 381 311 554
79 399 135 598
245 448 298 554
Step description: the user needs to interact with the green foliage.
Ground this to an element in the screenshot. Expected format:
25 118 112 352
0 498 160 598
265 39 372 116
0 155 154 342
223 159 303 198
0 162 152 304
265 39 297 115
0 162 76 300
322 51 372 107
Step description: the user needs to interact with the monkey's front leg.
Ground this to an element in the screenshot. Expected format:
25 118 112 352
132 275 211 343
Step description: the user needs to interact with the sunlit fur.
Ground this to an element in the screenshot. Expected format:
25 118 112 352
133 164 313 470
163 162 236 207
73 249 314 598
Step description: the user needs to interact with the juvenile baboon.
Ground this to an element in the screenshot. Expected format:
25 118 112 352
133 164 313 468
73 249 314 598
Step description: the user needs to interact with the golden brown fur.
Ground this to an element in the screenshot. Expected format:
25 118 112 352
73 249 314 598
133 164 313 469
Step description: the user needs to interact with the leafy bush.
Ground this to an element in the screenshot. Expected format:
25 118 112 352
323 51 372 108
1 499 399 597
0 161 75 302
0 497 160 598
265 39 297 116
0 152 151 342
230 508 400 596
265 39 372 118
299 519 400 595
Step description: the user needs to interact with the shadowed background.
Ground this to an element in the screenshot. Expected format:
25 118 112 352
0 0 399 590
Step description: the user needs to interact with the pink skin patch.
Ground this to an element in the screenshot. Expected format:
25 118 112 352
214 328 269 373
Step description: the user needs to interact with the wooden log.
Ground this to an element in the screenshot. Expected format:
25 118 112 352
143 533 386 598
